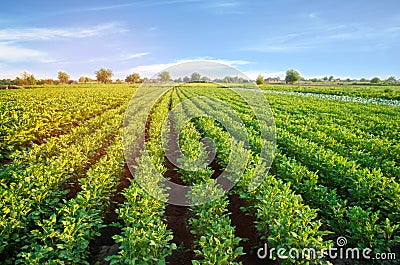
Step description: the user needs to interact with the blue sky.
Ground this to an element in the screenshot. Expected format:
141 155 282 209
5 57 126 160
0 0 399 80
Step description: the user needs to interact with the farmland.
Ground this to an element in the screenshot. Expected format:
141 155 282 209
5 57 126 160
259 84 400 100
0 83 399 264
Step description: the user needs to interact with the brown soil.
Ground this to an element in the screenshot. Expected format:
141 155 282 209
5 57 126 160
228 193 277 265
164 204 195 265
88 164 131 265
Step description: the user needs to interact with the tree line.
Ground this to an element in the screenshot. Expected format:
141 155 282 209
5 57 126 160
0 68 147 87
256 69 398 85
1 68 398 87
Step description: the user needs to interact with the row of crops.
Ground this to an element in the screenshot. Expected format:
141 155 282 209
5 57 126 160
0 84 399 264
259 84 400 100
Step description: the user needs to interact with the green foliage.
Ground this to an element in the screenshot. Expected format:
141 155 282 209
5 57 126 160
106 88 176 264
158 71 170 82
1 83 399 264
57 71 70 84
125 73 140 83
256 74 264 85
385 76 396 83
191 72 201 81
285 69 301 84
259 84 400 100
370 77 381 84
95 68 113 83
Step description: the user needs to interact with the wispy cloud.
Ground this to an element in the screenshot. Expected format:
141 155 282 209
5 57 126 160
201 0 245 14
207 1 240 8
87 52 150 64
245 45 311 52
308 12 318 19
0 42 46 62
117 57 251 78
243 31 312 52
244 21 400 53
82 3 136 12
76 0 200 12
123 52 150 60
0 23 128 63
0 23 127 42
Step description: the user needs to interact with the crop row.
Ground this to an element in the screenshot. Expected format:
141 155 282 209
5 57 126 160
106 86 177 264
0 85 134 160
259 84 400 100
264 92 399 142
169 88 244 264
16 137 124 264
177 87 332 264
0 101 125 262
179 85 399 256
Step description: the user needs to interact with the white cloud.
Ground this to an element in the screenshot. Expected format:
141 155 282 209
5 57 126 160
207 1 240 8
118 57 251 78
308 12 319 19
84 52 150 64
76 0 200 12
122 52 150 61
201 1 245 14
246 45 311 52
243 31 312 52
0 42 46 62
0 22 126 42
0 23 134 64
0 65 54 79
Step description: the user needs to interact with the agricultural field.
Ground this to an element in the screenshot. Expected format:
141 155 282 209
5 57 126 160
0 83 399 265
259 84 400 100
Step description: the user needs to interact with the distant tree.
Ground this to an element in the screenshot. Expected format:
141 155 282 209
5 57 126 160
201 76 210 82
346 78 351 82
27 75 36 85
310 78 318 83
224 76 234 83
174 77 183 83
58 71 70 84
125 73 140 84
183 76 190 82
191 72 201 81
360 78 368 82
140 77 148 83
158 71 170 82
385 76 396 83
328 75 334 82
371 77 381 84
20 72 36 85
13 77 25 86
256 74 264 85
21 71 29 82
79 76 93 83
285 69 300 84
39 79 56 85
323 76 328 81
95 68 113 83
